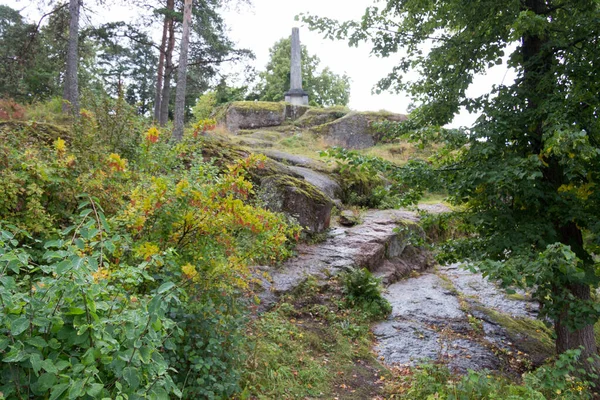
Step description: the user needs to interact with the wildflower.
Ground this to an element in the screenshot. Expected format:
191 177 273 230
145 126 160 143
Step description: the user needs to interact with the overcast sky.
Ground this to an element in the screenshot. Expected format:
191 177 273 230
4 0 516 127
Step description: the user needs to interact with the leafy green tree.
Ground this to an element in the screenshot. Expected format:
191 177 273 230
304 0 600 376
254 37 350 107
0 6 36 101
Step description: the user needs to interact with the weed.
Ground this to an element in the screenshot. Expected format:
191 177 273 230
340 268 392 320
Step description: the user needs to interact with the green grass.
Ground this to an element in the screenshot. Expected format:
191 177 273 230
240 277 388 399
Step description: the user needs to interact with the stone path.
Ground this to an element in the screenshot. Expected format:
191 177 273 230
257 209 431 309
258 206 549 375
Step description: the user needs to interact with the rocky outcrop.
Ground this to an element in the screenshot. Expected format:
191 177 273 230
223 102 309 133
312 111 408 150
294 107 350 128
222 102 408 149
257 209 432 308
258 175 333 234
374 264 550 374
287 166 342 204
197 135 335 235
260 149 328 170
225 102 287 133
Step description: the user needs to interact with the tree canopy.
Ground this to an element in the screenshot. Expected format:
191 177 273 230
304 0 600 376
253 36 351 107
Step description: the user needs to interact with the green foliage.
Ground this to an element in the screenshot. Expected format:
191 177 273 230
0 101 302 398
242 283 385 399
81 92 146 162
388 349 593 399
340 268 391 320
322 147 435 208
168 286 246 399
192 91 218 121
253 37 351 107
303 0 600 362
0 201 182 399
0 119 134 235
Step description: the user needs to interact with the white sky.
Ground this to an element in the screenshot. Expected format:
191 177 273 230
3 0 516 127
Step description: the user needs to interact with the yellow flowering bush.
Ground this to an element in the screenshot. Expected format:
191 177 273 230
118 154 299 288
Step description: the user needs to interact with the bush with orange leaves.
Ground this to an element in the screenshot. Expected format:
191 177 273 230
117 153 300 289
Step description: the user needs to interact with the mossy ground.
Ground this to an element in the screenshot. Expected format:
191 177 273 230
240 276 388 399
229 101 286 113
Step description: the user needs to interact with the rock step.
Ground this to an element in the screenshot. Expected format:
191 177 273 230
258 209 432 309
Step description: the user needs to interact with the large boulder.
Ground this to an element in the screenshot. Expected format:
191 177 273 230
258 175 333 234
312 111 408 149
223 102 310 133
294 107 350 128
224 101 286 133
287 165 342 205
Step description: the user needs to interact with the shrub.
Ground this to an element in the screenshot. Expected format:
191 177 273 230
117 154 299 283
388 350 593 399
0 99 26 120
80 92 146 163
192 91 217 121
168 286 247 399
340 268 391 319
0 201 181 399
0 122 131 235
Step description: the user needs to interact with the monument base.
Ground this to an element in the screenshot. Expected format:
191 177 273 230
285 89 309 106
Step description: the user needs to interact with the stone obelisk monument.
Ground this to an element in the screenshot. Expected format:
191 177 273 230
284 27 309 106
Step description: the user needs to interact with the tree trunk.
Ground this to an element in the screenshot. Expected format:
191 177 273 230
554 223 600 380
522 0 600 382
62 0 80 115
555 283 600 375
153 0 173 122
159 11 176 126
172 0 193 142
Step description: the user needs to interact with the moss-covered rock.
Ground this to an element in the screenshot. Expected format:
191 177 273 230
475 306 555 366
0 121 70 147
224 101 287 133
198 134 336 235
311 111 408 149
259 175 333 234
295 106 350 128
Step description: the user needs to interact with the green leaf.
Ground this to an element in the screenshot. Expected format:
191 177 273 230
87 383 104 397
68 378 85 399
66 307 86 315
157 281 175 294
3 348 27 362
56 260 72 275
55 359 70 371
30 353 43 374
41 358 58 374
10 317 29 336
26 336 48 348
122 366 140 390
37 372 57 392
49 383 69 400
